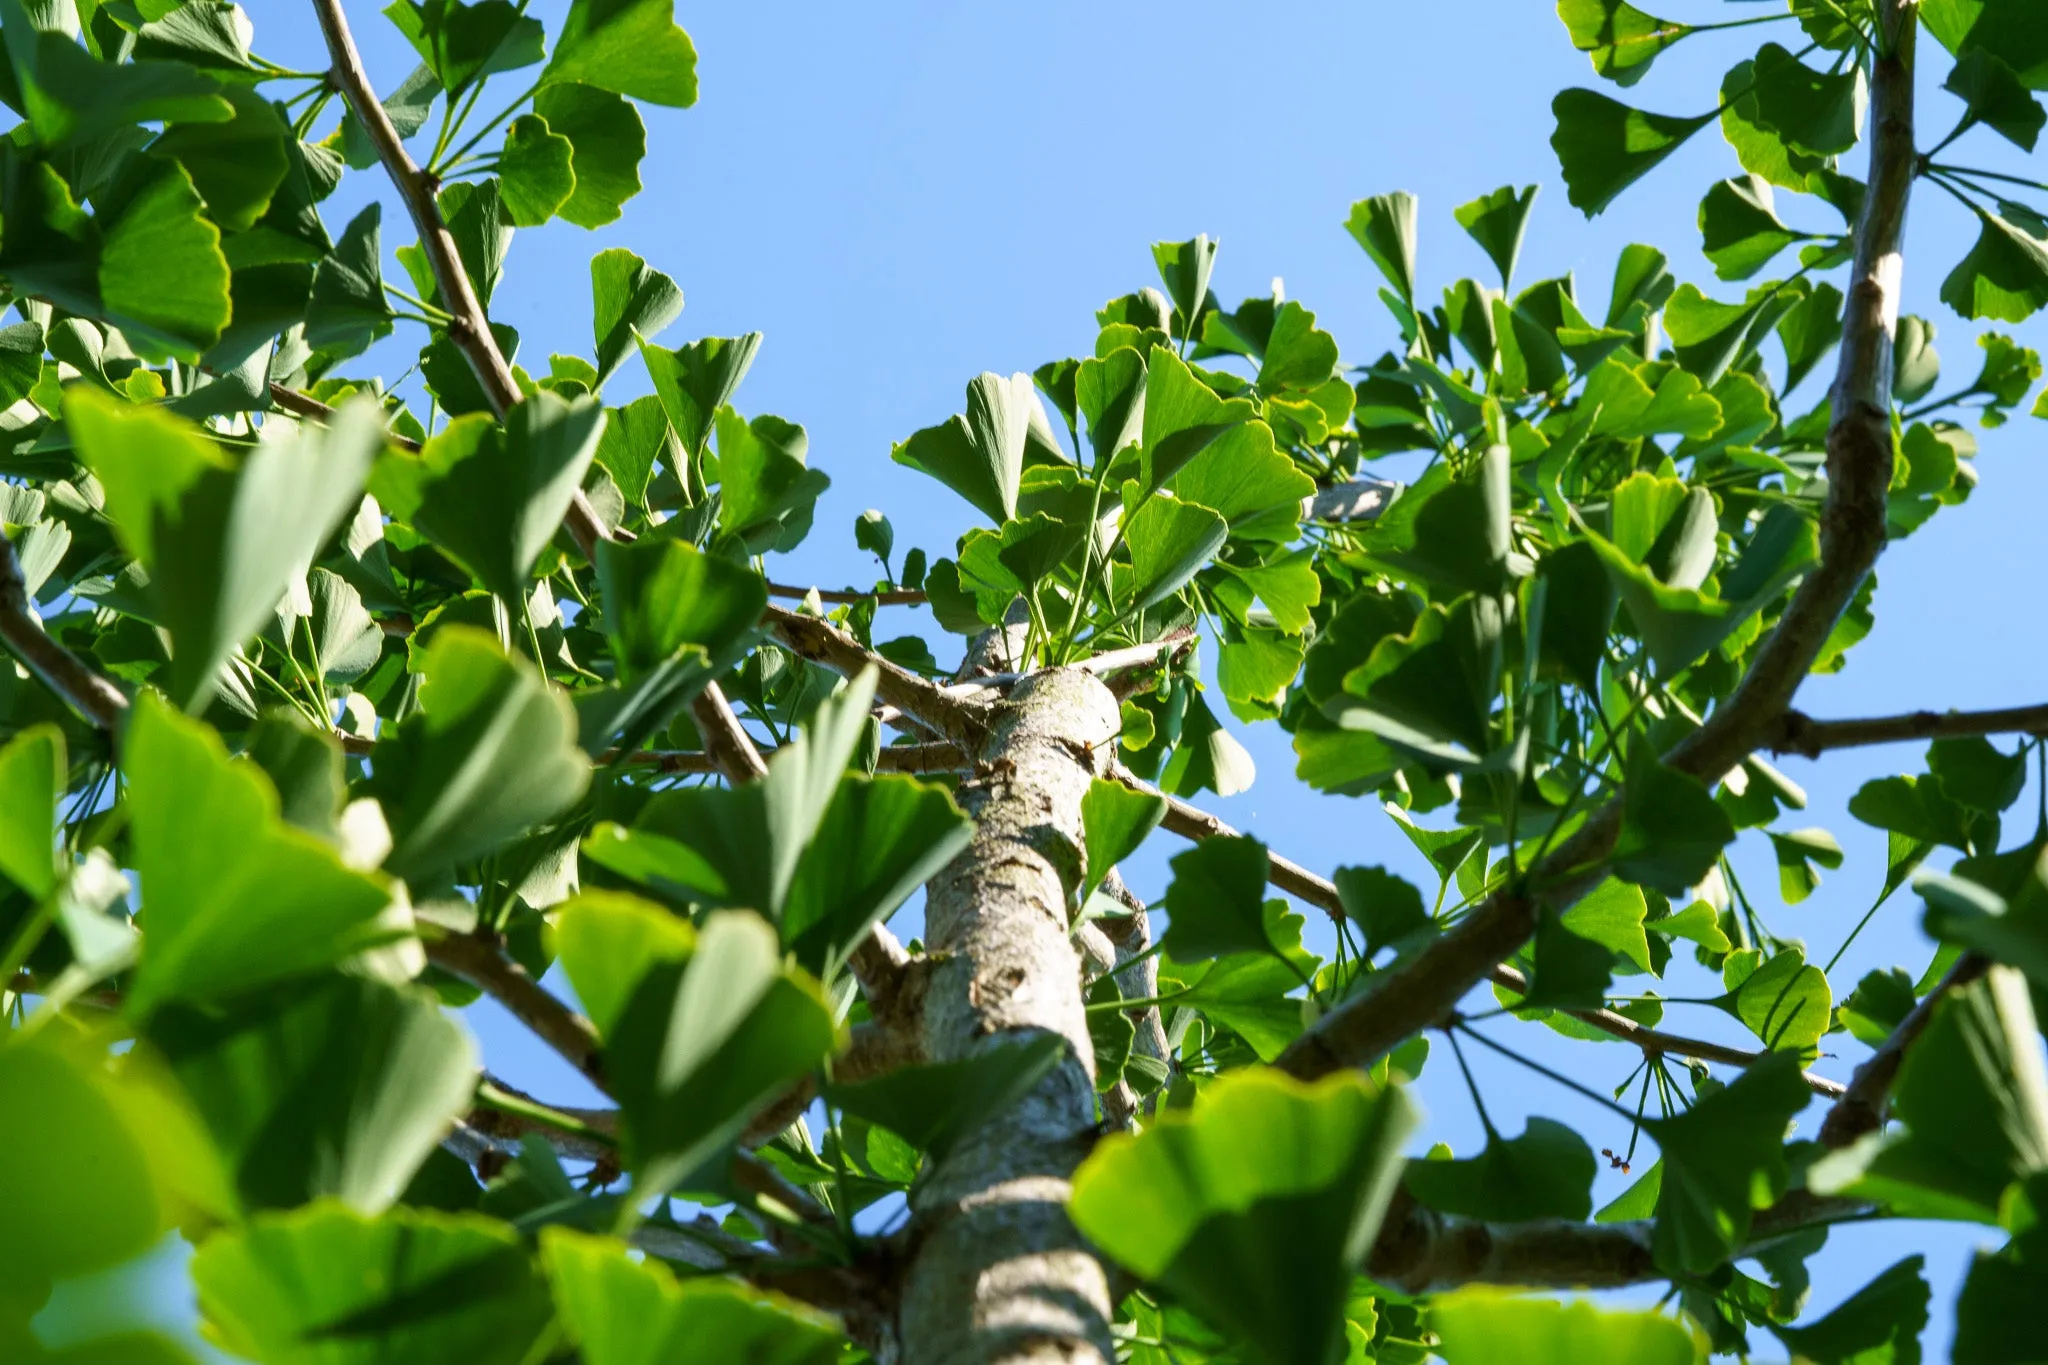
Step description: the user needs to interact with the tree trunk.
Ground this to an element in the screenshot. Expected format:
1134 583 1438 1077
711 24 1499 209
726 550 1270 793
899 668 1121 1365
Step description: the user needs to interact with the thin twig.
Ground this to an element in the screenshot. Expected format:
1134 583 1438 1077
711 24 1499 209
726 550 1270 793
0 532 129 732
1772 704 2048 758
268 383 422 452
691 682 769 784
309 0 611 560
425 933 608 1091
1818 950 1988 1146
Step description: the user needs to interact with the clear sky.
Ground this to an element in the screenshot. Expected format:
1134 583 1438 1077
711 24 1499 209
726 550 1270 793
41 2 2048 1358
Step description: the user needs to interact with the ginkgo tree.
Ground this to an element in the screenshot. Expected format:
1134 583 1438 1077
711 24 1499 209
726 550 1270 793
4 0 2048 1362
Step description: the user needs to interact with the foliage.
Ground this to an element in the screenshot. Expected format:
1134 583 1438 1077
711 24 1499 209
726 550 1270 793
0 1 2045 1363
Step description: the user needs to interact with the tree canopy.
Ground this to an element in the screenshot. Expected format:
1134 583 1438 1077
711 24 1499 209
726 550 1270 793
4 1 2048 1363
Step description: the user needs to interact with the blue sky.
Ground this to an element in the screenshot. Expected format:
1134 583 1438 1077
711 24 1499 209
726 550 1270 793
42 1 2048 1357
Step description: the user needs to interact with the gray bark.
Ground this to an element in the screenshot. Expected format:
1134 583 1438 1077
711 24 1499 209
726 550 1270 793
899 668 1121 1365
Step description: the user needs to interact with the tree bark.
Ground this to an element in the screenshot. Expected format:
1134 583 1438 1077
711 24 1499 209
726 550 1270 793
899 668 1121 1365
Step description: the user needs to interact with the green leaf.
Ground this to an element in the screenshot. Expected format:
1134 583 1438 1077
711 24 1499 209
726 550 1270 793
98 162 232 359
1848 774 1975 851
1556 0 1691 87
715 409 829 554
496 113 575 227
1932 735 2029 813
375 392 606 603
1124 496 1228 611
587 534 764 747
590 247 682 388
1534 541 1616 694
542 1227 844 1365
1077 346 1148 466
1344 193 1418 304
1069 1069 1417 1365
1218 629 1305 721
1700 175 1807 281
1748 42 1868 157
1954 1172 2048 1362
1812 968 2048 1223
824 1033 1065 1160
1152 235 1217 338
1333 595 1502 767
1081 777 1166 899
147 976 476 1215
1584 511 1815 678
894 371 1048 524
0 723 60 900
1404 1117 1596 1222
545 0 699 107
608 910 837 1192
1781 280 1846 393
1334 865 1428 957
123 694 395 1016
1454 184 1538 286
1563 876 1652 973
592 394 675 508
70 388 378 711
1925 0 2048 88
1841 966 1918 1045
1163 835 1282 963
1433 1291 1698 1365
1523 906 1618 1010
1946 49 2046 150
306 204 395 356
193 1203 553 1365
1161 690 1258 799
552 890 696 1038
366 626 590 882
0 0 232 146
1943 207 2048 322
534 83 646 229
152 86 292 233
384 0 543 100
639 331 760 458
1645 1053 1811 1274
1550 89 1711 216
1612 758 1735 891
1722 947 1832 1053
1768 827 1844 904
1768 1255 1929 1365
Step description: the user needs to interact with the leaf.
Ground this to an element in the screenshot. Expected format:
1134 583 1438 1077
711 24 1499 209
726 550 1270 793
0 0 232 146
608 910 838 1191
1163 835 1283 963
545 0 699 107
1768 1255 1929 1365
1563 877 1651 973
593 395 676 508
1946 48 2046 151
1761 824 1840 906
534 83 646 229
1722 947 1832 1053
587 535 765 751
1152 235 1218 337
1433 1291 1698 1365
146 976 476 1215
374 392 606 603
1523 906 1618 1010
551 891 696 1038
1161 690 1257 799
542 1228 843 1365
590 247 682 388
1748 41 1868 157
152 85 292 233
1219 629 1305 720
1645 1053 1811 1274
639 331 760 458
1081 777 1166 899
1069 1069 1417 1365
193 1203 554 1365
1534 541 1615 693
1124 496 1228 611
1344 192 1418 303
1848 774 1975 850
384 0 543 100
1550 88 1711 216
1781 280 1846 392
1812 968 2048 1223
1931 735 2028 813
496 114 575 227
0 723 61 899
98 162 232 359
1953 1172 2048 1363
365 626 590 882
1942 207 2048 322
1612 758 1735 891
1334 866 1428 956
823 1034 1065 1160
123 694 395 1016
1557 0 1691 87
1404 1117 1597 1222
715 409 829 554
305 204 394 356
1700 175 1807 281
1924 0 2048 88
1841 966 1918 1045
1333 595 1502 767
1454 184 1538 286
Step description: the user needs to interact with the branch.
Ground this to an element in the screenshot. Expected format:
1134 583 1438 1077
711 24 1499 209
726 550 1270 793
309 0 610 561
268 382 422 452
1272 5 1921 1080
1771 705 2048 758
690 682 769 784
1128 769 1842 1095
0 531 129 732
623 742 969 776
766 603 993 748
1818 949 1988 1147
768 581 927 607
1304 477 1399 524
425 932 608 1092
